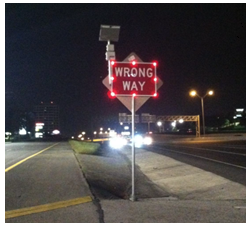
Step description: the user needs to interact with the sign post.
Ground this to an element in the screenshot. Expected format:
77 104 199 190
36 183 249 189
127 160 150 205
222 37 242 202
102 52 163 201
109 59 158 201
131 94 135 201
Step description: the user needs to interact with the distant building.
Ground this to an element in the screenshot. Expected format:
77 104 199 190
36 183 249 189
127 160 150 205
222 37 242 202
233 108 246 126
34 102 60 136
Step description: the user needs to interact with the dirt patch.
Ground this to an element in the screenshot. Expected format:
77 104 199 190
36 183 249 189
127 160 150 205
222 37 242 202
74 143 169 200
74 144 131 199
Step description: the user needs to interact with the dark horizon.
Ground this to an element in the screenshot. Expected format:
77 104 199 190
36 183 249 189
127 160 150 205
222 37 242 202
5 3 246 136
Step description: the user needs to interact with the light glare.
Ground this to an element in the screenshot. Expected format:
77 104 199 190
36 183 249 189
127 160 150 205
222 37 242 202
134 135 143 148
109 137 127 149
190 90 197 96
208 90 214 95
143 137 152 145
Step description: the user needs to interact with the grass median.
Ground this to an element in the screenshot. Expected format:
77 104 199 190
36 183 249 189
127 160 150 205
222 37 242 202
68 140 100 155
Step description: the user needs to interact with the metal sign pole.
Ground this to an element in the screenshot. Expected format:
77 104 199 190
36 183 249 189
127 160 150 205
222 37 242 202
130 95 136 201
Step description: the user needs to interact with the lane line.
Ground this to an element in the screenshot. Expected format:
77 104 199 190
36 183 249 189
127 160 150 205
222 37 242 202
5 143 59 173
213 145 246 150
167 144 246 156
156 147 246 169
5 196 92 219
234 206 246 209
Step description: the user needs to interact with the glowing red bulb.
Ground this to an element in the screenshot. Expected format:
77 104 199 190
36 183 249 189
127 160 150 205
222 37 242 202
154 77 158 82
111 61 115 65
131 61 136 66
110 92 115 97
153 62 157 66
153 93 158 97
132 93 136 97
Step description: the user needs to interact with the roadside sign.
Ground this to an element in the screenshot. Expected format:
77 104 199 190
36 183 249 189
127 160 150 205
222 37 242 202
141 113 156 123
111 61 157 96
102 52 163 112
100 25 163 202
119 113 139 123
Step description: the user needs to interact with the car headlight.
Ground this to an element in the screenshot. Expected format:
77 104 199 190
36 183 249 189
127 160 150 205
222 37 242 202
143 136 152 145
109 137 127 149
134 135 143 148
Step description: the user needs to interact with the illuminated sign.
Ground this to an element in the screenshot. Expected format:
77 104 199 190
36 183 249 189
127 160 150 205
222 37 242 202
110 61 158 96
35 122 44 132
19 128 27 135
52 130 60 135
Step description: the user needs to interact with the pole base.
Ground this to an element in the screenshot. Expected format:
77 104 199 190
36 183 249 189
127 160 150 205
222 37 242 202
129 195 137 202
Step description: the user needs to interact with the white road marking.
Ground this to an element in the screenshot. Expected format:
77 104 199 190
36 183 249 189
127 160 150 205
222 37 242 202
169 144 246 156
157 147 246 169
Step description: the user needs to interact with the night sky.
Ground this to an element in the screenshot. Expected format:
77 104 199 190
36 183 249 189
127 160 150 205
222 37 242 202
5 3 246 136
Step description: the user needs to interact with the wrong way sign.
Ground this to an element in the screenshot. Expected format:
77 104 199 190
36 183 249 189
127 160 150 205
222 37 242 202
111 61 157 96
102 52 163 112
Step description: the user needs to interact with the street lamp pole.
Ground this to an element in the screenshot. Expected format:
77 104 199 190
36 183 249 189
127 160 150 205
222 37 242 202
190 90 213 136
200 97 205 135
157 121 162 133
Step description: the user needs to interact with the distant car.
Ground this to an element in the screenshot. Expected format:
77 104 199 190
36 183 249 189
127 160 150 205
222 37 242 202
132 134 153 148
109 134 153 149
178 128 195 134
109 135 127 149
122 135 131 143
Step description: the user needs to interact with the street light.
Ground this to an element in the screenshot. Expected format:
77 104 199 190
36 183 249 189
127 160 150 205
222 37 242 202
179 119 184 123
157 121 162 133
189 89 214 135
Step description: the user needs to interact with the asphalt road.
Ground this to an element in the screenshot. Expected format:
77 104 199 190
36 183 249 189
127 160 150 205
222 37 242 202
74 134 246 199
5 142 99 223
5 142 57 170
5 135 246 222
145 139 246 186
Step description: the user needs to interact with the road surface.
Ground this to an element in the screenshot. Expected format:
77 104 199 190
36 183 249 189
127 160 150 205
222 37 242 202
5 134 246 222
5 142 99 223
146 138 246 186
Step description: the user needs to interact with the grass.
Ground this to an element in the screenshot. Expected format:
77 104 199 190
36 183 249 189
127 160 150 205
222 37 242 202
68 140 100 154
